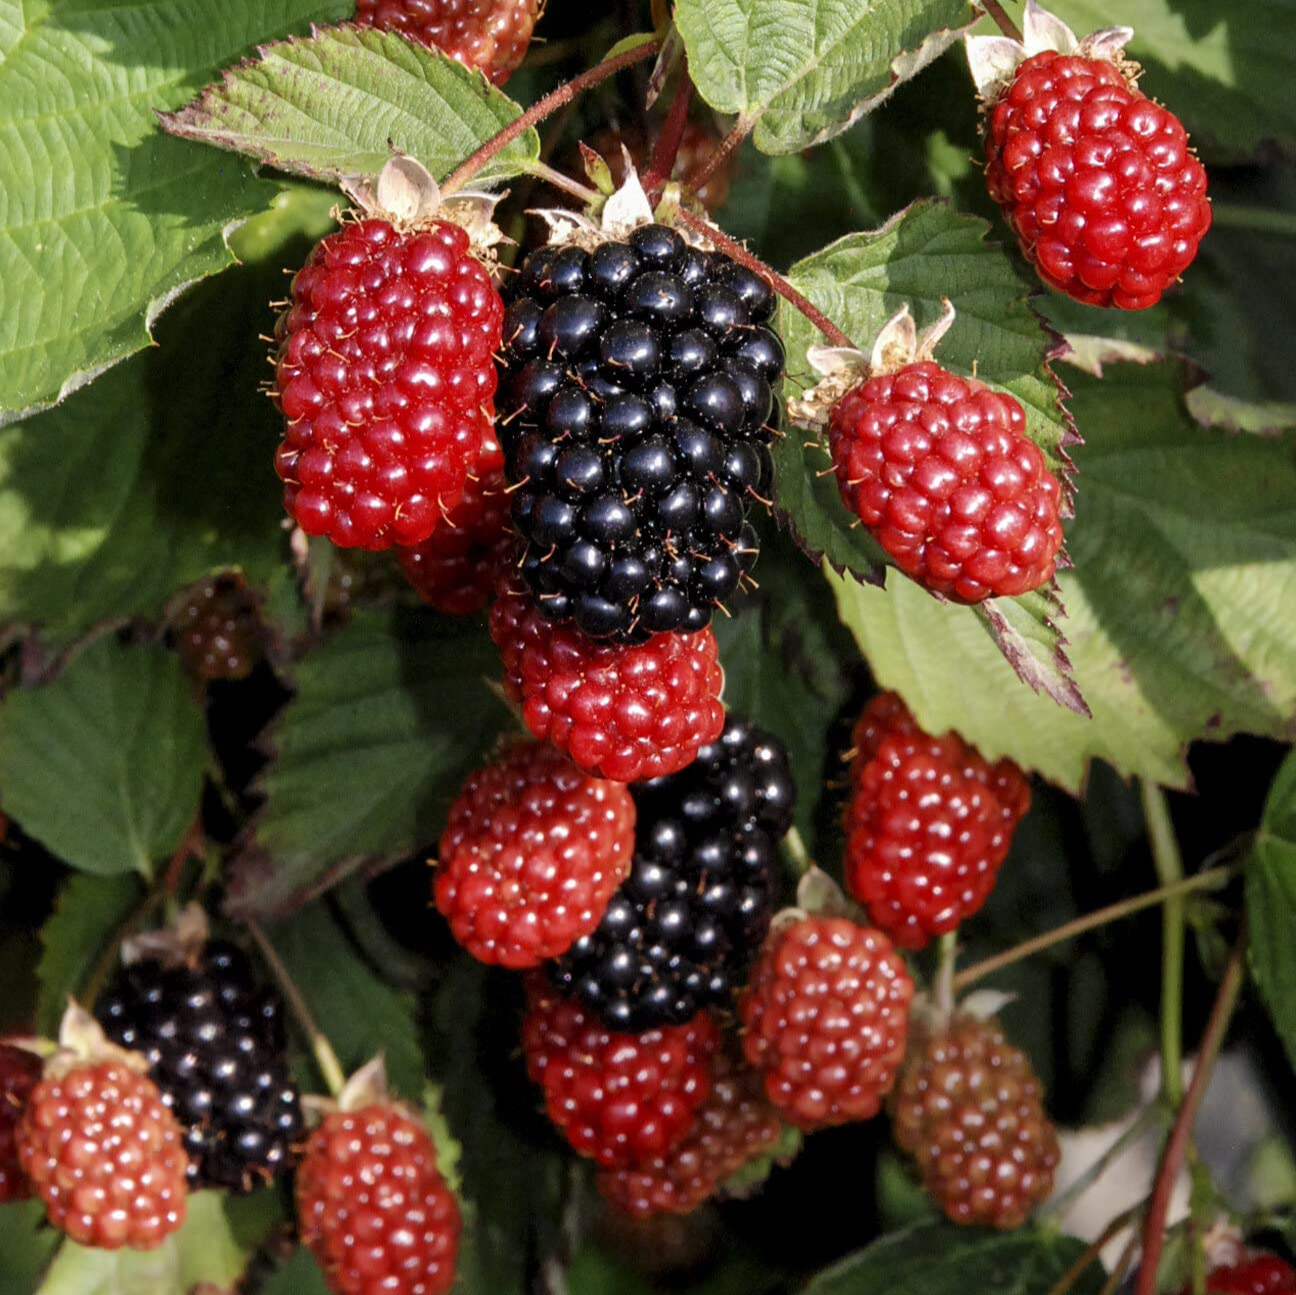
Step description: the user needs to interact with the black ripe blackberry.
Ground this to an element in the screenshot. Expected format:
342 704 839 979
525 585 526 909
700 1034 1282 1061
499 223 785 641
550 715 796 1031
95 941 303 1192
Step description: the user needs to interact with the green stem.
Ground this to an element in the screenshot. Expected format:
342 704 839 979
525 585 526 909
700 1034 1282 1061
934 932 957 1017
1141 781 1185 1106
523 159 601 205
782 825 812 877
952 864 1234 992
1040 1105 1164 1221
1209 203 1296 237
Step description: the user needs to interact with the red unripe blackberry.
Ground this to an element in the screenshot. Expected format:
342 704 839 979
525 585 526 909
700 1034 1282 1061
436 741 636 968
891 1013 1059 1229
17 1059 188 1249
738 916 914 1131
353 0 540 86
273 217 502 550
297 1101 461 1295
489 575 725 783
522 979 719 1168
983 48 1210 309
596 1049 785 1218
843 691 1030 949
172 573 263 682
829 361 1063 602
0 1043 40 1203
1200 1256 1296 1294
398 430 511 614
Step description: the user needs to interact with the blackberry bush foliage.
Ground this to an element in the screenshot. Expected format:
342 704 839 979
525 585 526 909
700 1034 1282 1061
1 0 1294 1292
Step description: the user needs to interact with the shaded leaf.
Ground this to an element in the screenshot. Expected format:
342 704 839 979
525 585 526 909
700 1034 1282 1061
260 1248 330 1295
0 1201 59 1295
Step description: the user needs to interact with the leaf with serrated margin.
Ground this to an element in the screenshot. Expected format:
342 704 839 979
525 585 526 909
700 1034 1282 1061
1247 749 1296 1072
676 0 973 154
832 358 1296 791
0 0 350 424
236 609 511 915
162 25 539 186
777 200 1081 710
0 642 208 878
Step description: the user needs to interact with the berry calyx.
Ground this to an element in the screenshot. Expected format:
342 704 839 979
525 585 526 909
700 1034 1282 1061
354 0 541 86
436 741 636 968
738 915 914 1131
522 979 719 1168
489 574 725 783
171 573 264 682
843 691 1030 949
551 715 796 1031
970 5 1210 309
398 429 512 614
0 1043 41 1203
584 122 737 211
891 1012 1060 1229
596 1049 786 1218
1199 1255 1296 1295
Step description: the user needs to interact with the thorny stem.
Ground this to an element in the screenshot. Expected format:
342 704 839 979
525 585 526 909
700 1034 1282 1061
244 916 346 1099
1044 1203 1144 1295
673 207 856 348
1142 781 1185 1106
978 0 1023 41
685 118 753 203
641 63 694 200
1133 923 1248 1295
952 864 1234 992
781 825 812 877
523 159 602 205
442 40 660 195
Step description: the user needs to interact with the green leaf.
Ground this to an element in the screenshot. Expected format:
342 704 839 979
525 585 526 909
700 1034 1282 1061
0 1201 59 1295
0 259 293 644
36 873 144 1035
0 0 350 422
1247 749 1296 1071
676 0 973 154
0 642 207 877
831 359 1296 791
163 26 540 186
36 1191 246 1295
802 1221 1106 1295
1043 0 1296 159
269 899 425 1097
260 1248 331 1295
242 609 511 913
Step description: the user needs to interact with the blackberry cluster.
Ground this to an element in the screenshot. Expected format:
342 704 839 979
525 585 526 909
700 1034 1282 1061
550 715 796 1031
499 223 785 641
96 941 303 1193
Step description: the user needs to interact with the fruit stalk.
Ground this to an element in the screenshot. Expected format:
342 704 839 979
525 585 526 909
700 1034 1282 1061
686 119 752 202
1141 781 1185 1106
641 62 695 200
978 0 1022 41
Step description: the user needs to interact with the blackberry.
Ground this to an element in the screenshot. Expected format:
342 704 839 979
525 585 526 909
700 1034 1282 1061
96 940 303 1193
550 715 796 1031
498 224 784 642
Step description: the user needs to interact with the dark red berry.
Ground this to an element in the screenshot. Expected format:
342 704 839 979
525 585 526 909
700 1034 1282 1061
843 692 1030 950
829 361 1063 601
273 218 502 550
354 0 541 86
522 979 719 1168
489 574 725 783
1200 1256 1296 1295
738 916 914 1131
297 1101 461 1295
436 742 636 968
984 49 1210 309
0 1044 40 1203
172 573 263 682
17 1059 188 1249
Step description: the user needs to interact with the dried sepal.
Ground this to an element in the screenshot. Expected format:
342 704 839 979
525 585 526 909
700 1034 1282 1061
121 902 209 970
43 999 150 1081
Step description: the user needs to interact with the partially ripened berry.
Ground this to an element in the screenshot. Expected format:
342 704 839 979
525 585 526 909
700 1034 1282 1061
436 741 636 968
18 1060 188 1249
398 430 512 614
843 692 1030 950
522 979 718 1168
984 49 1210 309
498 223 783 641
891 1014 1059 1229
298 1102 461 1295
489 574 725 783
585 122 737 210
274 218 502 550
0 1044 40 1203
551 716 795 1031
96 941 303 1192
829 361 1063 601
1200 1256 1296 1294
354 0 540 86
738 916 913 1131
596 1049 785 1217
172 573 264 682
